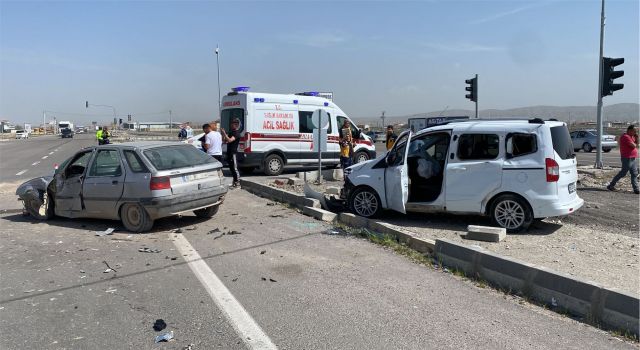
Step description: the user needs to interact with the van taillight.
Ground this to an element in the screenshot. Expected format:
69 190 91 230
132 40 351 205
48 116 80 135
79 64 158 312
150 176 171 190
545 158 559 182
241 132 251 153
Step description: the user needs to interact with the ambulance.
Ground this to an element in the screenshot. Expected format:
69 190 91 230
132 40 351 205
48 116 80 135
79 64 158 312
219 87 376 176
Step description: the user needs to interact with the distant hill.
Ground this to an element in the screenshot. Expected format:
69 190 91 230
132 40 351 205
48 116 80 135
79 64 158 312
356 103 639 126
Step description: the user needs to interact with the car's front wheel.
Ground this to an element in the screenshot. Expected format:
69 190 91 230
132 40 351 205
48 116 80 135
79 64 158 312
583 143 593 152
349 187 382 218
490 194 533 233
120 203 154 233
194 204 220 218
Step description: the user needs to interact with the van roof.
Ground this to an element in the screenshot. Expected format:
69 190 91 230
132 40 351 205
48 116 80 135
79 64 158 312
416 119 566 136
226 91 339 109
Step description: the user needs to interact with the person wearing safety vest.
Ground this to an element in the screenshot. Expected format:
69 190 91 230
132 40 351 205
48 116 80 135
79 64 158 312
96 127 103 145
385 125 398 151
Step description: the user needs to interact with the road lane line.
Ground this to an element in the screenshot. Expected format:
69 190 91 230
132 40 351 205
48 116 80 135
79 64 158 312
42 155 48 159
172 234 277 350
15 169 27 176
32 161 40 166
48 151 54 155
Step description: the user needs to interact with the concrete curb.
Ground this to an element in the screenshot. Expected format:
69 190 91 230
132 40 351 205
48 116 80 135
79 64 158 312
435 239 639 337
240 178 639 337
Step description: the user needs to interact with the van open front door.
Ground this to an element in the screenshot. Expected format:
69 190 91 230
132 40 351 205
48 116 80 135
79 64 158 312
384 130 412 214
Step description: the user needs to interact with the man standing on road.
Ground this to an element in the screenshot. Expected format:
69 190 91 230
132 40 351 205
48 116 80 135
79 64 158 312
100 126 111 145
221 118 241 188
95 127 103 145
386 125 397 151
339 120 354 178
608 125 639 194
203 122 223 163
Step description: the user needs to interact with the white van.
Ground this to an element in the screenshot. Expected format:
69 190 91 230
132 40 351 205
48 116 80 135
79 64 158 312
218 87 376 175
342 119 584 232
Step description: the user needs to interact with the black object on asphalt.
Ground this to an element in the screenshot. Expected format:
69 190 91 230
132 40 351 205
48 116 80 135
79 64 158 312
153 319 167 332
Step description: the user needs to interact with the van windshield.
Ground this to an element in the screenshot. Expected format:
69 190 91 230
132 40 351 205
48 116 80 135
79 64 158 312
550 125 575 160
221 108 245 132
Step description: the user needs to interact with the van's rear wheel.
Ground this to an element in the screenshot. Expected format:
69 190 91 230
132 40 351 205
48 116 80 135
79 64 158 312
490 194 533 233
263 154 284 176
121 203 154 233
354 151 370 164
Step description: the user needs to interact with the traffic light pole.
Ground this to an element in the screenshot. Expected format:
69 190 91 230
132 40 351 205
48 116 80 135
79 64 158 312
595 0 605 169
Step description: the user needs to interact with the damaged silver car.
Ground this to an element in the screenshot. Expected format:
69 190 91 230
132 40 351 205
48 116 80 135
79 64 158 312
16 142 228 232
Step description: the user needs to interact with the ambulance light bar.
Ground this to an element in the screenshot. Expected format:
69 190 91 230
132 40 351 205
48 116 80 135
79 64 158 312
232 86 250 92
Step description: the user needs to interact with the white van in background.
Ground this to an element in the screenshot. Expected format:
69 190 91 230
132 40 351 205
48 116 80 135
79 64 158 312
218 87 376 176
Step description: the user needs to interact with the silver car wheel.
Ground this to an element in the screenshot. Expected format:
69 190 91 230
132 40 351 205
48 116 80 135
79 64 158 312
494 200 525 230
353 190 378 217
125 205 142 226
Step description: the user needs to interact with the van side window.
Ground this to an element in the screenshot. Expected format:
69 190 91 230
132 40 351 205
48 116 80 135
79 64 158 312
457 134 500 160
509 134 537 157
300 111 332 133
298 111 314 133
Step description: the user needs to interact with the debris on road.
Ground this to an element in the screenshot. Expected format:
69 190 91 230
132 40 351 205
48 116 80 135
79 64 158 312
138 247 161 253
269 278 277 282
269 214 285 218
207 228 221 235
95 228 115 237
105 288 117 293
182 344 195 350
155 331 174 343
551 297 558 307
266 202 276 206
103 261 117 272
260 250 266 255
185 226 197 231
232 277 239 282
153 319 167 332
171 228 183 233
226 230 242 235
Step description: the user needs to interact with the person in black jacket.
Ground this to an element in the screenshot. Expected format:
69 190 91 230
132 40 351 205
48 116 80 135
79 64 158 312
221 118 241 188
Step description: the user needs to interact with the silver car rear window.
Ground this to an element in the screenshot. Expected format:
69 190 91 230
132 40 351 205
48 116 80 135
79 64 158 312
143 145 214 171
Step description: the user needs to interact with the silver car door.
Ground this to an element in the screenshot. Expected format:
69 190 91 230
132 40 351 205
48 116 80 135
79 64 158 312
82 149 126 218
55 150 93 215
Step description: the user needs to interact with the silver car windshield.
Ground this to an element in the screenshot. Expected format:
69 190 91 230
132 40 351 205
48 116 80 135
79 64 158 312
143 145 214 171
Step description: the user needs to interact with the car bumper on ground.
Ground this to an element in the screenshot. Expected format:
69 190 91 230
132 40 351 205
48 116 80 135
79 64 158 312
533 195 584 218
140 185 228 220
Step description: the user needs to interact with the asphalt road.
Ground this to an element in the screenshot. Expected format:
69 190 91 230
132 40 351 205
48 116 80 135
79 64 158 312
0 134 97 183
1 189 634 349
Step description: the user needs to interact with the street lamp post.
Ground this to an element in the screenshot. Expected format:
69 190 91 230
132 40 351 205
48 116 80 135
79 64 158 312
215 45 221 112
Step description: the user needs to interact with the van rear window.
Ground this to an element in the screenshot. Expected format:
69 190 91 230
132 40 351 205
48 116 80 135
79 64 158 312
221 108 245 132
550 125 575 160
143 145 213 171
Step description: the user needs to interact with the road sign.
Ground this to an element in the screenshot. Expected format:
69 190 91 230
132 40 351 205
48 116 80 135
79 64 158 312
310 109 329 129
312 129 328 152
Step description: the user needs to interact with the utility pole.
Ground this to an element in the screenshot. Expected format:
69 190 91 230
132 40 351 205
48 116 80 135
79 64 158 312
169 110 173 137
42 111 46 135
380 111 386 129
595 0 606 169
216 45 221 113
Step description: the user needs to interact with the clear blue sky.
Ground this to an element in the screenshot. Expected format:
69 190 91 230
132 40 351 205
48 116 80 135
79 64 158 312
1 0 638 125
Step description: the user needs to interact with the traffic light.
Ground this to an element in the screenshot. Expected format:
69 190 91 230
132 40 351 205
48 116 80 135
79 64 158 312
465 77 477 102
85 101 89 108
119 118 123 125
601 57 624 97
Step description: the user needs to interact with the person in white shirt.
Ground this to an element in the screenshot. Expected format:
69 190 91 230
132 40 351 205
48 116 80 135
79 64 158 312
202 123 223 163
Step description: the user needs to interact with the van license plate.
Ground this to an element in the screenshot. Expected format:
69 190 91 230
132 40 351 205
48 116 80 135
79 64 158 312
568 182 576 194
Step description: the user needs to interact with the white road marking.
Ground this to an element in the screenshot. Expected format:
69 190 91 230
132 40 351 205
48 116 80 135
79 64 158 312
42 156 48 159
15 169 28 176
32 161 40 166
172 234 277 350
